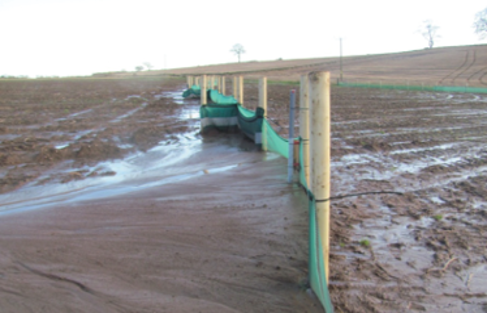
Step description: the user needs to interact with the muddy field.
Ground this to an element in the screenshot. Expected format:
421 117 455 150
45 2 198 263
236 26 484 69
158 44 487 87
0 77 192 194
317 88 487 312
233 82 487 312
0 77 486 312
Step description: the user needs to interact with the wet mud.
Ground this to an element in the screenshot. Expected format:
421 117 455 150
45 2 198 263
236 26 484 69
0 78 193 194
0 78 324 312
0 78 486 312
244 84 487 312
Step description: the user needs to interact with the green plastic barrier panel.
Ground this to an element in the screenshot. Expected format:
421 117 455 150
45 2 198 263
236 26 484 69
182 85 201 98
200 95 334 312
262 120 290 158
237 106 264 144
308 193 334 313
199 91 263 144
261 122 334 312
200 103 238 132
209 89 238 105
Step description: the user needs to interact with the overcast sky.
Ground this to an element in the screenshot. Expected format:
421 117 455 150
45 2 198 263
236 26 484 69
1 0 486 77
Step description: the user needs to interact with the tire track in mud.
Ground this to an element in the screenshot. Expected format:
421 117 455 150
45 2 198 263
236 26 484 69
438 50 469 85
13 261 134 313
466 55 487 86
451 50 476 85
17 261 94 293
479 70 487 86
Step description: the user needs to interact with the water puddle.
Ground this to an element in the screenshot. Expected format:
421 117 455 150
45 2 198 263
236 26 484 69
0 130 263 216
390 143 458 155
56 109 94 121
110 102 148 123
158 90 186 105
180 107 200 119
0 89 266 217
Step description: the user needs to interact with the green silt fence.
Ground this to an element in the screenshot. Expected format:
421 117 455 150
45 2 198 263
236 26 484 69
200 91 334 312
262 119 334 312
338 81 487 94
182 85 201 98
199 90 263 144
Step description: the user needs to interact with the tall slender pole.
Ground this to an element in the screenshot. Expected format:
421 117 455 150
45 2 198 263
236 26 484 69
339 38 343 82
233 76 238 99
287 90 296 183
299 75 310 187
201 75 207 106
309 71 331 283
259 77 267 116
238 76 244 105
221 76 226 95
260 77 268 151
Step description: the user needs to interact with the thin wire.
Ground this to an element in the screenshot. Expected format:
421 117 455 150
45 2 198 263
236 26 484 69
315 191 404 203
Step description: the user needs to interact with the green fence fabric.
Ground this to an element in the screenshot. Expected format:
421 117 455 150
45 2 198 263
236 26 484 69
262 122 334 313
200 103 238 131
338 81 487 94
237 105 256 119
200 97 334 312
299 138 307 188
237 106 264 144
182 85 201 98
209 90 238 105
199 92 263 144
308 194 334 312
263 120 290 158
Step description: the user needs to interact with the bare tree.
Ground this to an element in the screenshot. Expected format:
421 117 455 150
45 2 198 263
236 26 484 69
474 7 487 39
230 44 246 63
143 62 154 71
420 20 440 49
134 65 144 76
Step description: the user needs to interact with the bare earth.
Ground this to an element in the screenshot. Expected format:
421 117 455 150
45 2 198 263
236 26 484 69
0 77 323 312
154 44 487 87
1 57 487 313
242 82 487 312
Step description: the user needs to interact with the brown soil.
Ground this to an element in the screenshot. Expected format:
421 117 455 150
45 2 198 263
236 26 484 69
146 44 487 87
1 76 486 312
262 85 487 312
0 77 190 192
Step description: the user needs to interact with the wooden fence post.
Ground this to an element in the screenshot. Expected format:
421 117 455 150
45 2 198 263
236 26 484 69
221 76 226 95
259 77 268 151
300 75 310 187
259 77 267 116
239 76 244 105
309 71 331 283
287 90 296 183
201 75 207 105
233 76 238 99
